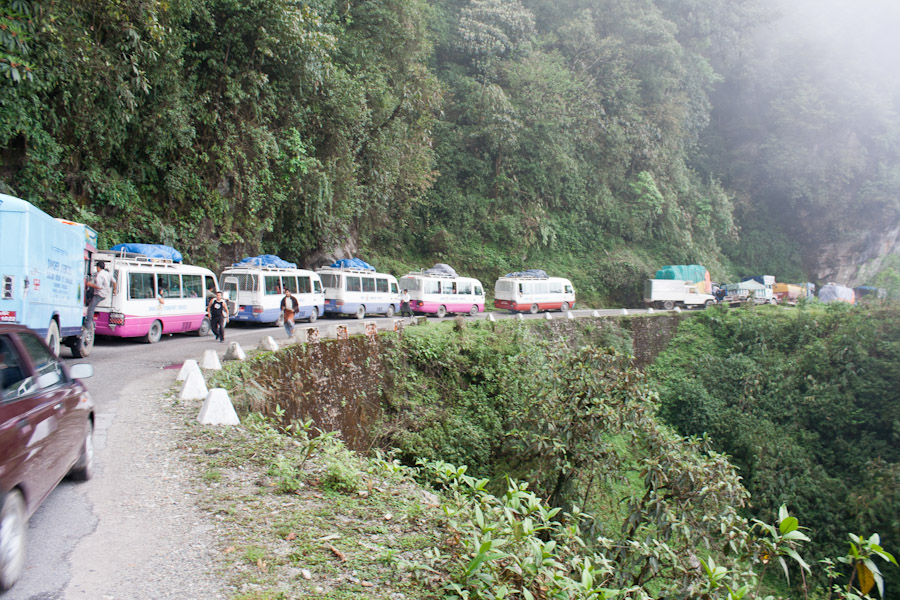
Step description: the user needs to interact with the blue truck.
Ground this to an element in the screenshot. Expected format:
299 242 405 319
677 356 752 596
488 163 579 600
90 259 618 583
0 194 96 356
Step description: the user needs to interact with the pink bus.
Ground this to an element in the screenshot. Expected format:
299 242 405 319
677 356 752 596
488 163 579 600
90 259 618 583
90 253 219 343
397 272 485 318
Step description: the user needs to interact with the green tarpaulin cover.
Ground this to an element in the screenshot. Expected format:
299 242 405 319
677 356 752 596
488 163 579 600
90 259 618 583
655 265 708 283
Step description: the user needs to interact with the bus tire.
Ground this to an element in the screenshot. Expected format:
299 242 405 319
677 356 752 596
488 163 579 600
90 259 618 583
436 305 447 318
662 300 675 311
529 304 539 315
469 305 478 317
355 306 366 320
144 320 163 344
70 324 94 358
560 302 569 313
45 320 61 356
704 300 714 309
308 310 318 324
194 317 211 337
385 305 395 318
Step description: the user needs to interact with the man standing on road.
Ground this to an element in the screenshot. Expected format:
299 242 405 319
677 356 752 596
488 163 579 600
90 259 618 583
85 261 112 330
400 289 412 317
280 288 299 338
207 290 227 343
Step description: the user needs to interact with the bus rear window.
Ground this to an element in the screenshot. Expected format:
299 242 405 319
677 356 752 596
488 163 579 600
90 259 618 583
496 281 514 294
234 274 258 291
320 274 340 289
398 277 420 292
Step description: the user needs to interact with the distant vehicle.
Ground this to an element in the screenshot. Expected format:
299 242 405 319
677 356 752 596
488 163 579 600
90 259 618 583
318 262 400 319
773 283 804 305
0 194 97 357
222 258 324 324
643 279 715 310
90 249 220 343
493 270 575 314
0 324 95 591
818 283 856 304
724 276 777 305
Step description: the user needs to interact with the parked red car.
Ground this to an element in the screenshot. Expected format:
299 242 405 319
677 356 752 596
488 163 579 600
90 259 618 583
0 324 95 590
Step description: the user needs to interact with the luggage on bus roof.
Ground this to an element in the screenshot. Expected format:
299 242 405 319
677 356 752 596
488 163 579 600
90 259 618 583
504 269 548 279
237 255 297 269
110 243 183 263
424 263 458 277
330 258 376 271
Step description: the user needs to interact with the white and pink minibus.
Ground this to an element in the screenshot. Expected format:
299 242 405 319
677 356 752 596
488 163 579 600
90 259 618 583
90 251 219 343
398 267 485 318
493 271 575 313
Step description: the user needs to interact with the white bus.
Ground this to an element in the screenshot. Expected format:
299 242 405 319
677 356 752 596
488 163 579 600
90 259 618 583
91 252 219 343
397 272 486 318
494 272 575 313
220 265 324 325
316 266 400 319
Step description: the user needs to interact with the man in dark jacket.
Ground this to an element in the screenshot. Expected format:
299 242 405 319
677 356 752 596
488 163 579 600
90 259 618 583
280 289 299 337
207 290 227 342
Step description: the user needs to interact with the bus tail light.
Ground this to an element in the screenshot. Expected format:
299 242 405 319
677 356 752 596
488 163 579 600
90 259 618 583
336 300 344 306
109 312 125 326
252 305 264 314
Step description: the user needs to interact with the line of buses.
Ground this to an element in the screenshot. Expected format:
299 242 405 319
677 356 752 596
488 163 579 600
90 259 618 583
83 252 576 345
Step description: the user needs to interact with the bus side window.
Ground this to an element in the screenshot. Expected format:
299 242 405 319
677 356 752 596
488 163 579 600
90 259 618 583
390 282 398 294
313 279 322 294
376 278 388 293
284 276 299 294
346 277 361 292
129 273 155 300
459 282 472 295
184 274 202 298
299 277 311 294
475 286 483 296
518 283 524 294
265 276 281 295
565 285 574 294
362 277 376 293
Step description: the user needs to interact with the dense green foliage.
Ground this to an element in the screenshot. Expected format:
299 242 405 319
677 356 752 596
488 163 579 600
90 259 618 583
4 0 898 303
649 303 900 588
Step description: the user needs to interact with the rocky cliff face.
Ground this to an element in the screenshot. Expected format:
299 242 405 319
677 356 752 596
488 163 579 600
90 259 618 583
808 221 900 286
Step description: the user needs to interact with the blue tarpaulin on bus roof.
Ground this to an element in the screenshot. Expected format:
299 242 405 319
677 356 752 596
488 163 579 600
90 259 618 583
110 243 183 262
238 255 297 268
330 258 375 271
504 269 548 279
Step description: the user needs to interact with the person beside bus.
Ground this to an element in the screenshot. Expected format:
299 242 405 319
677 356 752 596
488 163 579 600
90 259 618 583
280 289 299 337
207 290 227 343
85 261 112 330
400 289 412 317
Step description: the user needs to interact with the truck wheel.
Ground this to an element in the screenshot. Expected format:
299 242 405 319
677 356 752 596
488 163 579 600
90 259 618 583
529 304 539 314
662 300 675 311
45 320 61 356
704 300 714 309
71 323 95 358
144 320 163 344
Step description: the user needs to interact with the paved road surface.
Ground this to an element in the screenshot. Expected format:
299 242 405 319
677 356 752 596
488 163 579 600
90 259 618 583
7 308 650 599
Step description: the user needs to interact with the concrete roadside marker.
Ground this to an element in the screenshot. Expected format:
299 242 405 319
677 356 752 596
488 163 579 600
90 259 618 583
200 349 222 370
415 316 427 326
621 308 629 315
647 308 654 314
179 370 208 401
515 313 524 321
364 321 378 339
176 359 201 382
592 310 601 317
487 313 496 322
307 327 320 344
544 312 553 320
394 319 405 332
259 336 279 352
197 388 240 426
674 306 682 313
566 310 575 320
224 342 246 361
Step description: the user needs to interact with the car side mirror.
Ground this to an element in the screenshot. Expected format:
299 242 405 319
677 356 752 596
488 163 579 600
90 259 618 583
69 363 94 379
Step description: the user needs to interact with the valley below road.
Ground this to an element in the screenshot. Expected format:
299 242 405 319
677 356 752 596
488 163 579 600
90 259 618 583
7 308 641 599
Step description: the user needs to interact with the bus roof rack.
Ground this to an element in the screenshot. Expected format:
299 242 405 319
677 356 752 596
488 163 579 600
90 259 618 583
317 266 378 274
